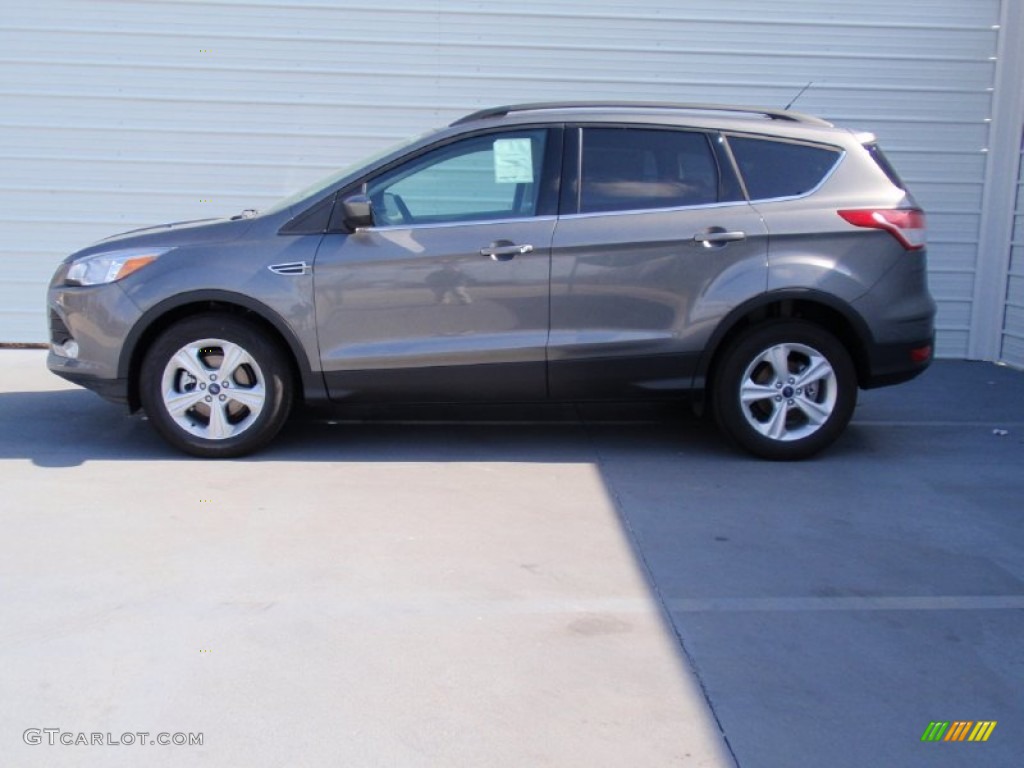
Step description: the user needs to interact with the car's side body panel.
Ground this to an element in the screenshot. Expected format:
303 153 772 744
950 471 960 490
314 217 555 402
548 203 769 397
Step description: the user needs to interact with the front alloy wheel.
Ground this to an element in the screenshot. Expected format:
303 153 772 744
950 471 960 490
160 339 266 441
713 321 856 460
140 315 293 457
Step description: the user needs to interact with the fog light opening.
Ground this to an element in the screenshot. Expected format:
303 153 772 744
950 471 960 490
53 340 80 359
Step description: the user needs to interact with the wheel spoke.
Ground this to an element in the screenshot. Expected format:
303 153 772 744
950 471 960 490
171 347 208 381
794 394 832 425
206 402 232 440
217 342 249 380
741 381 778 405
226 384 266 412
164 388 205 418
766 344 791 380
794 354 833 389
765 402 789 440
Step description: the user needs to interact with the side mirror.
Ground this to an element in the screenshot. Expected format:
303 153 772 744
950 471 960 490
341 194 374 231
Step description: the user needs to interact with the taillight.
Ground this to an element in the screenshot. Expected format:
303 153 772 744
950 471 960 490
837 208 926 251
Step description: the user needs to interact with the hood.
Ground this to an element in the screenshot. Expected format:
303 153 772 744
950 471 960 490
82 216 254 255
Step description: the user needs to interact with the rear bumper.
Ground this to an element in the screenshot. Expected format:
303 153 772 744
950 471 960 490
861 335 934 389
850 245 936 389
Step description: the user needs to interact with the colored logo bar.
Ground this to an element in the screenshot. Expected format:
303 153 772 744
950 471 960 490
921 721 996 742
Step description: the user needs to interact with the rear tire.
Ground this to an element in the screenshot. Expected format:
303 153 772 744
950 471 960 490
139 314 293 458
712 321 857 460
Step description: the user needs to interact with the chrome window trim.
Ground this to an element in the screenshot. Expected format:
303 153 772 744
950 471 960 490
357 214 559 234
556 199 754 221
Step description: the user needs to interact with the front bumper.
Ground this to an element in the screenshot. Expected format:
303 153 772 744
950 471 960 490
47 358 130 404
46 280 142 405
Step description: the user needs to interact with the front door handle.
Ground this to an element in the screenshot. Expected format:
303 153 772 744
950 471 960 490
694 230 746 247
480 242 534 261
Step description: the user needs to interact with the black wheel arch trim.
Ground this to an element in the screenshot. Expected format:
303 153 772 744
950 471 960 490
695 288 875 389
117 290 326 408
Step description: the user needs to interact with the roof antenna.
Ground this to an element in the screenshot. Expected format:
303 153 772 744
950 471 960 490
785 82 813 111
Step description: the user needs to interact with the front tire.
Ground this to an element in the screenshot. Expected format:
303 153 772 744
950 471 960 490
139 314 293 458
712 321 857 460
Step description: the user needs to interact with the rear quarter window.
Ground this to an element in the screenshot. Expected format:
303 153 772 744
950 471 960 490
728 136 842 201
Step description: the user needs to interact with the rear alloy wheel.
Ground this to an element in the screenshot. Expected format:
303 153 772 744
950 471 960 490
140 315 293 457
712 321 857 460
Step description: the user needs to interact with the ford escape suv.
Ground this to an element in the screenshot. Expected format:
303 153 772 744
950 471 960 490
47 102 935 459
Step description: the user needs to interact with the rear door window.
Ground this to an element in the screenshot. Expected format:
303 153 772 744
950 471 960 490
578 127 721 214
728 136 842 201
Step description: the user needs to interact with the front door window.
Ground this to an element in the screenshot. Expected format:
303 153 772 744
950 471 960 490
366 130 548 227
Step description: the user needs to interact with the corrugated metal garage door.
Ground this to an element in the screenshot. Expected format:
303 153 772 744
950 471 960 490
0 0 1004 353
1003 135 1024 366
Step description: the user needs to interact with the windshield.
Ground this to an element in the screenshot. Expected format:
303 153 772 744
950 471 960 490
261 130 435 215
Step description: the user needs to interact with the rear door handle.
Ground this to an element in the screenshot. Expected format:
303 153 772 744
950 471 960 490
694 230 746 246
480 242 534 261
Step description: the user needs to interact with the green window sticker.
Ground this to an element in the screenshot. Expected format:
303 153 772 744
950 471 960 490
493 138 534 184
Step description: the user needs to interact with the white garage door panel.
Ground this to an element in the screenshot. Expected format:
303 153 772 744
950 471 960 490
911 182 984 212
5 252 55 283
11 65 979 113
4 95 429 141
939 331 972 357
4 159 321 201
1003 337 1024 365
3 192 248 231
927 214 982 244
2 223 147 257
489 0 995 25
1002 170 1024 364
927 244 982 274
0 0 1005 352
864 124 991 152
930 273 976 301
1 32 999 91
1007 318 1024 367
895 153 989 179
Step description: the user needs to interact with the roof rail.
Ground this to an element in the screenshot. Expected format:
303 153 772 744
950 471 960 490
451 101 833 127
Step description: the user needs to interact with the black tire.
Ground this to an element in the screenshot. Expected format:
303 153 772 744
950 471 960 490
139 314 293 458
711 320 857 460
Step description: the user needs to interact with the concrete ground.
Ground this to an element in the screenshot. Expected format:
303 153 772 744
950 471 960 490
1 350 1022 767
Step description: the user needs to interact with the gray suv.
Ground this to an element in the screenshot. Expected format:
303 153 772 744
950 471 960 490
47 102 935 459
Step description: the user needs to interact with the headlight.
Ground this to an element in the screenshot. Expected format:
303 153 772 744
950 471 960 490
65 247 173 286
